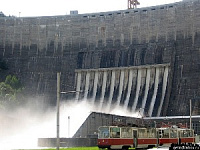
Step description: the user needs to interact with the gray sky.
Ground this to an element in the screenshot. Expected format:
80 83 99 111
1 0 182 17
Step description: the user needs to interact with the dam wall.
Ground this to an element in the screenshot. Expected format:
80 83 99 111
0 0 200 116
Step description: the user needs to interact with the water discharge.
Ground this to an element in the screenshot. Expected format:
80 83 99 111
140 68 151 115
148 67 160 117
157 67 169 116
75 64 169 116
0 100 91 150
106 70 116 112
75 72 81 101
132 69 142 112
83 71 90 99
0 107 55 150
1 65 170 149
116 70 125 107
0 97 141 150
123 69 133 109
99 71 107 111
92 71 99 104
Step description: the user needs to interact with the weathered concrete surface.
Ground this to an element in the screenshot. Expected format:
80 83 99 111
0 0 200 115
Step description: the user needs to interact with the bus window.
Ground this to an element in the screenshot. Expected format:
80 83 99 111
148 128 156 138
179 130 183 137
99 127 109 138
170 129 177 138
110 127 120 138
178 129 194 138
121 127 132 138
189 130 194 137
163 129 170 138
138 128 147 138
183 130 189 137
180 130 189 137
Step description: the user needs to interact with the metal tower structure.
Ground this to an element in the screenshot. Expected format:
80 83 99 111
128 0 140 9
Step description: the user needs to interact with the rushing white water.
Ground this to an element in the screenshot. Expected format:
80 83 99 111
148 67 160 117
140 68 151 116
107 70 116 111
157 67 169 116
0 99 92 150
132 69 142 112
75 72 81 101
116 70 125 107
99 71 107 111
92 71 99 104
83 71 90 100
0 96 143 150
62 101 94 137
123 69 133 109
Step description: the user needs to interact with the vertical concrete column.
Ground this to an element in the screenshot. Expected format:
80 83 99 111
37 73 43 93
75 71 82 101
157 66 169 116
83 71 90 100
124 69 133 110
147 12 150 43
12 19 16 55
99 71 107 111
92 71 99 103
132 69 142 112
3 19 6 56
45 21 48 55
148 67 160 117
20 19 23 56
107 70 116 111
140 68 151 115
130 27 133 45
116 69 125 107
37 18 40 55
191 3 195 45
121 34 124 45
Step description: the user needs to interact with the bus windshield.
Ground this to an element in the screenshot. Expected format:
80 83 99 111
110 127 120 138
99 127 110 138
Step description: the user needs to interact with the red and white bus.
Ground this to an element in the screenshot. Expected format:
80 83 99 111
98 126 194 150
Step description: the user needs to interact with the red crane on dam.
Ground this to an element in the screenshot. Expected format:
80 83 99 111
128 0 140 9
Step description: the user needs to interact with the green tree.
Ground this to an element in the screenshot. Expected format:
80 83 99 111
0 82 15 99
5 75 22 90
0 75 24 109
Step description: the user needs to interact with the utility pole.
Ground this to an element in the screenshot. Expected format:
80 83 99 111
190 99 192 130
68 116 70 138
56 72 82 149
57 72 61 150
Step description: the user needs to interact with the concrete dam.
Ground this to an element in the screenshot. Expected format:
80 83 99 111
0 0 200 116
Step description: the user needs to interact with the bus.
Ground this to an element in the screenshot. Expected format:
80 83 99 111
98 126 194 150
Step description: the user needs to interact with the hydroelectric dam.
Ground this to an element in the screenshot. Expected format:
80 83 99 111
0 0 200 116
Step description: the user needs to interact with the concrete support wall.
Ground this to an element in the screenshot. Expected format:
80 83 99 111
38 138 97 147
0 0 200 115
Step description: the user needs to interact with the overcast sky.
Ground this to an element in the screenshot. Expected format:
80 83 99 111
1 0 182 17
